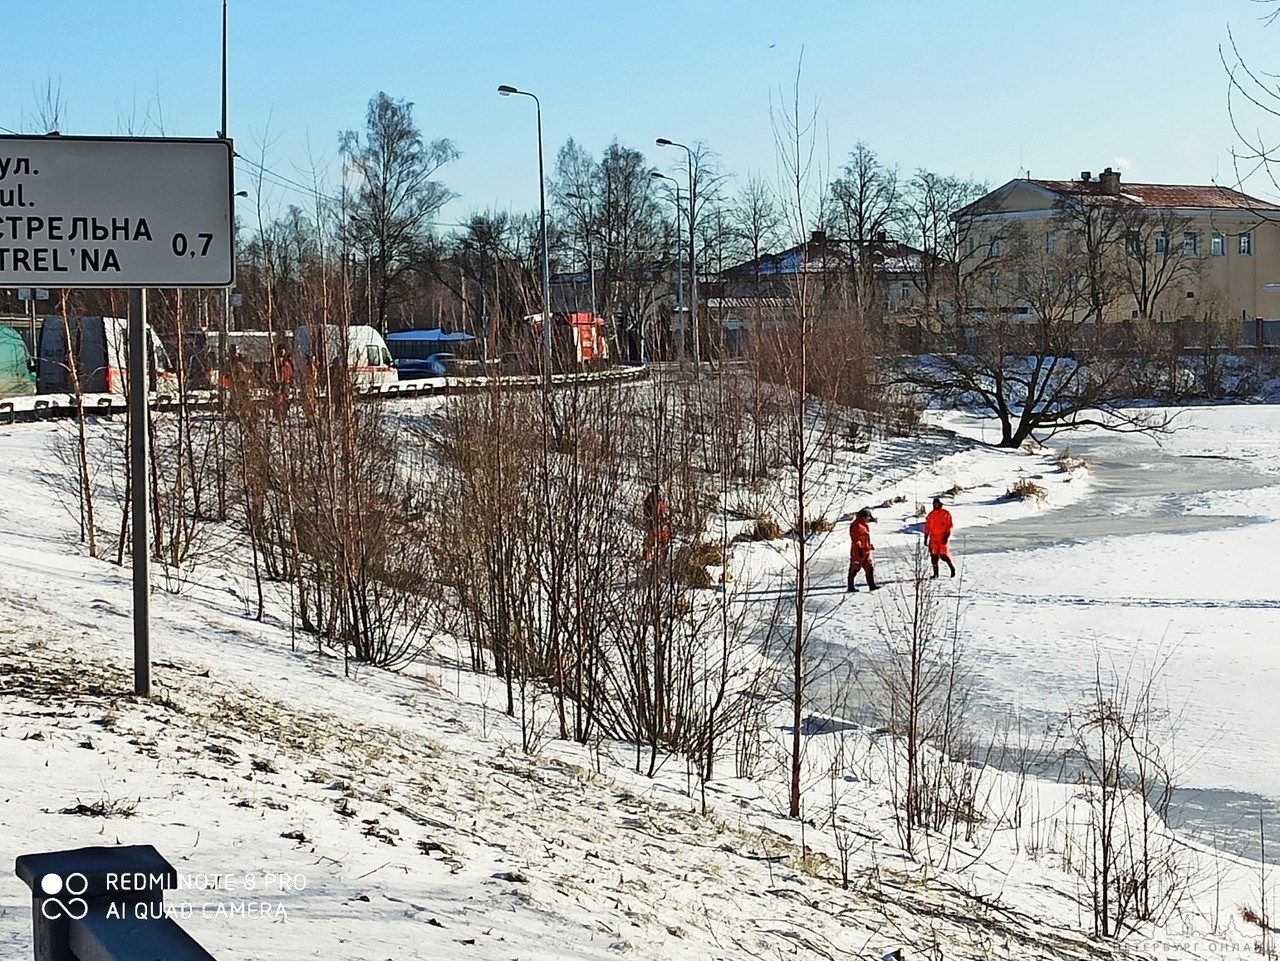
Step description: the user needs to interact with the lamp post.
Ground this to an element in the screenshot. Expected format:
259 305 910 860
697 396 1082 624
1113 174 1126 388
651 171 686 365
498 84 553 375
564 191 597 318
656 138 699 377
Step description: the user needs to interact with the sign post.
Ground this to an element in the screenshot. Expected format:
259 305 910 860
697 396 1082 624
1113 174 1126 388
17 286 48 356
0 135 233 697
128 288 151 696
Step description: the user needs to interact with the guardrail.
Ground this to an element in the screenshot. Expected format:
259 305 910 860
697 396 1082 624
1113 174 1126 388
0 363 649 424
14 845 216 961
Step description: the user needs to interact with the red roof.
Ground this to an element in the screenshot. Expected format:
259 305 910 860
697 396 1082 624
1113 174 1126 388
1028 179 1280 211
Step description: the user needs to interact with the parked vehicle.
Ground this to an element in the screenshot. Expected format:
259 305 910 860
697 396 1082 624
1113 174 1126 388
197 329 291 389
393 352 461 379
37 316 177 395
0 328 35 398
293 324 397 389
528 311 610 369
386 328 476 380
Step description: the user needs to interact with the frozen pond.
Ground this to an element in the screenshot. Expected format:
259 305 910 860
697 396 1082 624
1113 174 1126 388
803 405 1280 861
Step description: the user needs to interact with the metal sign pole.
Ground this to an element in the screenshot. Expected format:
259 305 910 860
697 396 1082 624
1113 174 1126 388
129 288 151 697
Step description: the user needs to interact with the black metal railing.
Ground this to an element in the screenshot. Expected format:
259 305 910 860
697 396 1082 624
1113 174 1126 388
15 845 215 961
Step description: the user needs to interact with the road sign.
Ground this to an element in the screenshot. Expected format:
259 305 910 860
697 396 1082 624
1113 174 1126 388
17 287 49 300
0 136 233 288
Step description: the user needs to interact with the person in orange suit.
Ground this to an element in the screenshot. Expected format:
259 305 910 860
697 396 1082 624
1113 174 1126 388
847 507 878 592
642 484 671 559
924 497 956 578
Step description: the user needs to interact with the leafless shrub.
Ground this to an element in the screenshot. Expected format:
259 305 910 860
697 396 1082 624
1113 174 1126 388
869 537 976 855
1062 648 1191 938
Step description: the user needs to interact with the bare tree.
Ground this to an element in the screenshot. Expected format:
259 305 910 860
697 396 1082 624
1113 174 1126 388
728 175 786 293
340 91 458 331
904 207 1173 448
899 169 989 340
1116 206 1202 325
1223 13 1280 199
828 142 902 314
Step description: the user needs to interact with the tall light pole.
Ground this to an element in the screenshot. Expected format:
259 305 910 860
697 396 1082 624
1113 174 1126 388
651 171 686 366
498 84 553 375
564 191 597 318
656 138 700 377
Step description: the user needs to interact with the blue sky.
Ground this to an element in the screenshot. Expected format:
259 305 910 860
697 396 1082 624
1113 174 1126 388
2 0 1276 233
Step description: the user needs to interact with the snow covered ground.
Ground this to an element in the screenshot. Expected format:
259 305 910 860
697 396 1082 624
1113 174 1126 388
0 401 1277 959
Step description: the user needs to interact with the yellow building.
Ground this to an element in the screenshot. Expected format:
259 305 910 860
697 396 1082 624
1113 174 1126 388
954 168 1280 342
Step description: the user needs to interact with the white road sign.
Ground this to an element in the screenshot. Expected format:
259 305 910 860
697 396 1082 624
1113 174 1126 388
0 136 233 288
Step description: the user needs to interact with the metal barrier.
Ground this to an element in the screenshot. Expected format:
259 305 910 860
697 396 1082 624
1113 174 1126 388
14 845 216 961
3 364 649 425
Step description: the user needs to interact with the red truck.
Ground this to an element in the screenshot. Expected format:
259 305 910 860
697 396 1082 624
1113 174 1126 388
529 312 610 368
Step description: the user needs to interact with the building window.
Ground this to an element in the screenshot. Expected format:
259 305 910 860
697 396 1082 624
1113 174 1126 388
1045 232 1057 255
1211 232 1225 256
1125 231 1142 258
1183 231 1199 256
1155 231 1169 256
1240 231 1253 256
990 237 1003 257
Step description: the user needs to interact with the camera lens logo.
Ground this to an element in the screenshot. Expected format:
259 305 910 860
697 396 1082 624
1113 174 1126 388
40 873 89 920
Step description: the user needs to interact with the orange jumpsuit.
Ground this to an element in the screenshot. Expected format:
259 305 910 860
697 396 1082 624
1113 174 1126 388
847 516 876 591
924 506 955 577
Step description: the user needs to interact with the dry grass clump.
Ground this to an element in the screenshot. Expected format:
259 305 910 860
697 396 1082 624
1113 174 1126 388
1053 447 1088 472
60 794 139 818
673 554 714 589
685 539 724 567
797 515 835 536
736 516 782 542
1004 477 1047 502
670 539 725 589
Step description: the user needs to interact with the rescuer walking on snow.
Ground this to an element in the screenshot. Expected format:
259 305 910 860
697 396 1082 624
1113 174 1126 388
924 497 956 578
642 484 671 560
847 507 878 592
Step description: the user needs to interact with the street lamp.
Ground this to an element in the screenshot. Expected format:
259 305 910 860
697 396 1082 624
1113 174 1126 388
498 84 553 374
656 138 700 376
651 171 687 366
564 191 597 319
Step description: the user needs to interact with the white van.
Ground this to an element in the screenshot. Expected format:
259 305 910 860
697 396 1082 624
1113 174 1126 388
198 329 291 389
38 316 177 396
292 324 397 390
